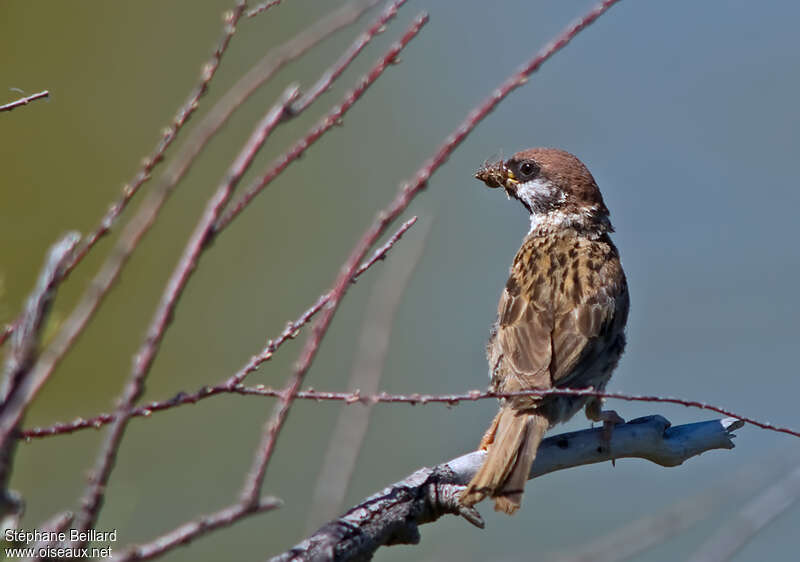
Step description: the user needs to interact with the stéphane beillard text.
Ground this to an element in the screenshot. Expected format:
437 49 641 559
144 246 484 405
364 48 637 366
4 528 117 544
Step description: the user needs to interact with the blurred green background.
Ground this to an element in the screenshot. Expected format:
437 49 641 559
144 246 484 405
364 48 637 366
2 1 800 560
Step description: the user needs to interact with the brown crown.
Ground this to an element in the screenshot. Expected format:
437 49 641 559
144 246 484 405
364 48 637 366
508 148 609 216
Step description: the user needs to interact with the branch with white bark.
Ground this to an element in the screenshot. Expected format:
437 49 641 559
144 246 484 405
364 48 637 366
272 415 744 561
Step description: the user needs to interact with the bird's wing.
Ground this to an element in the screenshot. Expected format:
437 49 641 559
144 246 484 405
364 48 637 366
492 268 554 392
550 281 625 387
492 236 627 391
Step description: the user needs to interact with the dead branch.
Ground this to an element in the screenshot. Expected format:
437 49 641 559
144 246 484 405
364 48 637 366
272 416 744 561
0 232 80 531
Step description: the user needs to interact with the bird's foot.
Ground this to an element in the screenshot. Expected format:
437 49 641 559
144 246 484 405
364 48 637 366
596 409 624 466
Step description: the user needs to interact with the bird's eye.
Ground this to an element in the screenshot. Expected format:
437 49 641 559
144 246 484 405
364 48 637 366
519 161 538 178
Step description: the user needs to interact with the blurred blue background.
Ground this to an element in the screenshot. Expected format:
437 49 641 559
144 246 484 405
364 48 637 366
1 1 799 560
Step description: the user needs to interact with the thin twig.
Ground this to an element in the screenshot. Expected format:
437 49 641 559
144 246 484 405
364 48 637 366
59 1 249 281
307 219 430 530
69 1 408 542
0 0 380 476
66 86 301 543
208 0 409 244
214 2 410 233
246 0 284 18
0 90 49 113
238 13 429 506
0 325 11 348
0 0 250 405
19 217 418 441
23 383 800 443
115 497 281 562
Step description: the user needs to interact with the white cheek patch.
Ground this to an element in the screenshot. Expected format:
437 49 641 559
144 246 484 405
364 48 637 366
516 178 558 209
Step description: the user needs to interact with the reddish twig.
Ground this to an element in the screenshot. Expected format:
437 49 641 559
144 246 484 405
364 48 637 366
237 14 429 505
0 90 49 113
213 5 409 232
307 219 430 529
0 325 12 348
0 2 247 345
115 497 281 562
22 386 800 442
224 215 418 387
20 217 418 441
246 0 284 18
67 86 300 542
68 1 409 541
0 0 376 352
208 0 409 243
0 0 381 494
243 387 797 440
61 2 249 278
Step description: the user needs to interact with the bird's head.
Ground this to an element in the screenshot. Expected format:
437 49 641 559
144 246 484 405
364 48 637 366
476 148 612 235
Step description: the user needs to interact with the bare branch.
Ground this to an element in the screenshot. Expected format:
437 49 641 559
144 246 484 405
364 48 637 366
60 0 250 281
22 381 800 443
0 232 80 528
246 0 284 18
0 325 11 348
19 218 418 441
272 416 744 561
66 86 301 543
215 3 416 233
2 0 251 349
0 90 49 113
115 496 281 562
69 1 412 542
308 220 431 529
237 13 429 507
0 0 382 440
29 511 74 555
209 0 409 242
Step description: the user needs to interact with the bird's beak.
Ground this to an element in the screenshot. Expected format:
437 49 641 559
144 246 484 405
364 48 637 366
501 169 519 200
505 169 519 187
475 160 516 190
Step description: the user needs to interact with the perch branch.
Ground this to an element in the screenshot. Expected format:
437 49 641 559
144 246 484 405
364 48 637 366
272 416 744 561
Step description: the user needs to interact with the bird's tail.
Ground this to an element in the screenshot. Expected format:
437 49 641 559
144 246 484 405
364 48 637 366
459 407 549 514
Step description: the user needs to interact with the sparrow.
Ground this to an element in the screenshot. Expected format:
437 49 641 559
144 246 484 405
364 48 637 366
459 148 629 514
